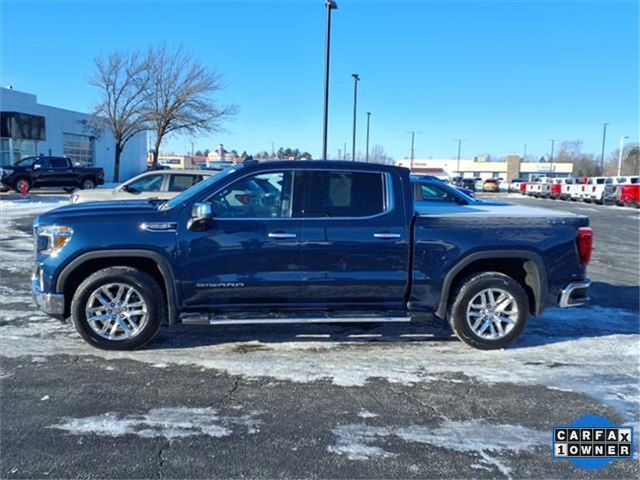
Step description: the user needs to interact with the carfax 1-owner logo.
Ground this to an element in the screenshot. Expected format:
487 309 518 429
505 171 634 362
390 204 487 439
552 415 635 471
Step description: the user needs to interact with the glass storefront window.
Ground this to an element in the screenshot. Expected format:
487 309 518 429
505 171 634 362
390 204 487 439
0 138 37 166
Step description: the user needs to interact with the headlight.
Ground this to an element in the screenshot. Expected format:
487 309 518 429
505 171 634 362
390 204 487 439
36 225 73 256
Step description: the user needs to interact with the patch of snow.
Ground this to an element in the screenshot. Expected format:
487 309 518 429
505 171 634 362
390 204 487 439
357 410 379 419
51 407 261 440
41 395 50 401
329 419 547 477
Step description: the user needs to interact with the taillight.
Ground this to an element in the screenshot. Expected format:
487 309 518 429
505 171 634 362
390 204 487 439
577 227 593 266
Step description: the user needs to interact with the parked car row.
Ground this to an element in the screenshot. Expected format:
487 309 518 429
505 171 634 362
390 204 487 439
512 176 640 207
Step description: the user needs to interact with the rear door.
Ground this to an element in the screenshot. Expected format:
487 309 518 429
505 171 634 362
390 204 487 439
296 169 409 309
49 157 74 186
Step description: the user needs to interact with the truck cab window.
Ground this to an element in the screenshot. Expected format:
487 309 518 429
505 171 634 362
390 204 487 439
208 171 292 218
50 158 69 168
296 171 386 217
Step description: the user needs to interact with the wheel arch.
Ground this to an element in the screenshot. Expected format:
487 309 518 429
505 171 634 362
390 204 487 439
56 249 178 325
435 250 547 319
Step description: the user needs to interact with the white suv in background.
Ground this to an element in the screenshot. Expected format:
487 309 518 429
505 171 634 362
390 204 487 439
70 169 215 204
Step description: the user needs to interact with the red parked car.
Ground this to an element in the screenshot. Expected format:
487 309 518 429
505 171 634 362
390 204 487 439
620 184 640 207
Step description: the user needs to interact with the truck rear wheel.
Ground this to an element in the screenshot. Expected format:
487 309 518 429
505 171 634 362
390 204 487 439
81 178 96 189
448 272 529 350
70 266 165 350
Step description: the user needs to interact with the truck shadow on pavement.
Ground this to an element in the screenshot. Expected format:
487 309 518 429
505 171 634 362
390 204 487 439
147 282 638 351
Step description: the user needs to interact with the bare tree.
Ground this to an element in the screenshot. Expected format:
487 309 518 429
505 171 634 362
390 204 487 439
554 140 599 176
89 50 150 182
368 145 394 165
146 45 237 167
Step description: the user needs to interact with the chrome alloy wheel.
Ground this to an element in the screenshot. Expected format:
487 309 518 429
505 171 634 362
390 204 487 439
85 283 148 341
466 288 519 340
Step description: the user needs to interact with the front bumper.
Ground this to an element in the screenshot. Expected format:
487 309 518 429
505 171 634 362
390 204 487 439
559 279 591 308
32 277 65 317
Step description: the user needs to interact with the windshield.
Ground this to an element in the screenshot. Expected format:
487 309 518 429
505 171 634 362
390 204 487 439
159 166 239 210
14 157 38 166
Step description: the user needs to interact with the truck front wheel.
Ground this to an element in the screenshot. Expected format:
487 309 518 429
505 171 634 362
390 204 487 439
70 266 165 350
448 272 529 350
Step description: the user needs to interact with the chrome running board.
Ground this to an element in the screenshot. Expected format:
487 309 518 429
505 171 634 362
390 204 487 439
180 313 411 326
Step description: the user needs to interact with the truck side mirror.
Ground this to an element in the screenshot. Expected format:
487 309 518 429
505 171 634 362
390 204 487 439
187 202 214 231
33 163 41 170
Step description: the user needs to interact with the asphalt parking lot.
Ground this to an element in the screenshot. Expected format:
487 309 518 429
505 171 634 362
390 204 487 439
1 192 638 479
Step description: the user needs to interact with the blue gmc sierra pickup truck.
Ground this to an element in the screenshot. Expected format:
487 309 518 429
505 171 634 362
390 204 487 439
32 160 593 350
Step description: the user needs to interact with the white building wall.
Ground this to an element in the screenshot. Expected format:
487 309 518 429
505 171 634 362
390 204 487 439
0 88 146 181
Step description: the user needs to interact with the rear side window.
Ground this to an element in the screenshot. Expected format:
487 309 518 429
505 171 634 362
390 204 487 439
168 174 201 192
50 158 68 168
296 171 386 218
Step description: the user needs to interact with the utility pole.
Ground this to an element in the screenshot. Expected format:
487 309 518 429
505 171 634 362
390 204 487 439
549 139 556 176
365 112 371 162
600 122 610 176
322 0 338 160
343 142 347 160
271 141 275 159
523 143 527 161
453 139 463 177
351 74 360 161
617 135 629 176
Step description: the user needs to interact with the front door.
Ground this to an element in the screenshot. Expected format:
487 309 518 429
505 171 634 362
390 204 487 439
177 170 302 310
296 169 410 310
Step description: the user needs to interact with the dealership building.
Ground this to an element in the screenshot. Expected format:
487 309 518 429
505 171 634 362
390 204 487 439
396 155 574 181
0 87 147 181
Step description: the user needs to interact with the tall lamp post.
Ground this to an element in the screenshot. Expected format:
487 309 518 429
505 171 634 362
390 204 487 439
321 0 338 161
617 135 629 176
365 112 371 162
407 131 421 170
549 139 556 176
351 73 360 161
600 122 610 176
453 139 464 177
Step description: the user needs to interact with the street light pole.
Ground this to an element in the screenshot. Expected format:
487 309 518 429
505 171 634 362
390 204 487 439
617 135 629 176
410 131 415 169
365 112 371 162
351 73 360 161
321 0 338 161
549 139 556 175
454 139 463 177
600 122 610 176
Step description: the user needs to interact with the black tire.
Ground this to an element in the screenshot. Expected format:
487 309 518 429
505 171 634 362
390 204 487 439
14 177 31 193
71 266 165 350
448 272 529 350
80 177 96 189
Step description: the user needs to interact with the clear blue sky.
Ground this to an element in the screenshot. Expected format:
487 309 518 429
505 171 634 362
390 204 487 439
1 0 638 160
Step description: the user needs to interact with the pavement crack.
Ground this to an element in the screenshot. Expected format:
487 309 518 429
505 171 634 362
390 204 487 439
214 376 241 407
388 385 445 419
157 440 170 479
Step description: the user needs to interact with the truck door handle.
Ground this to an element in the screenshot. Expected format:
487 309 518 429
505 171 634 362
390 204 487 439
373 233 401 239
268 232 297 239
